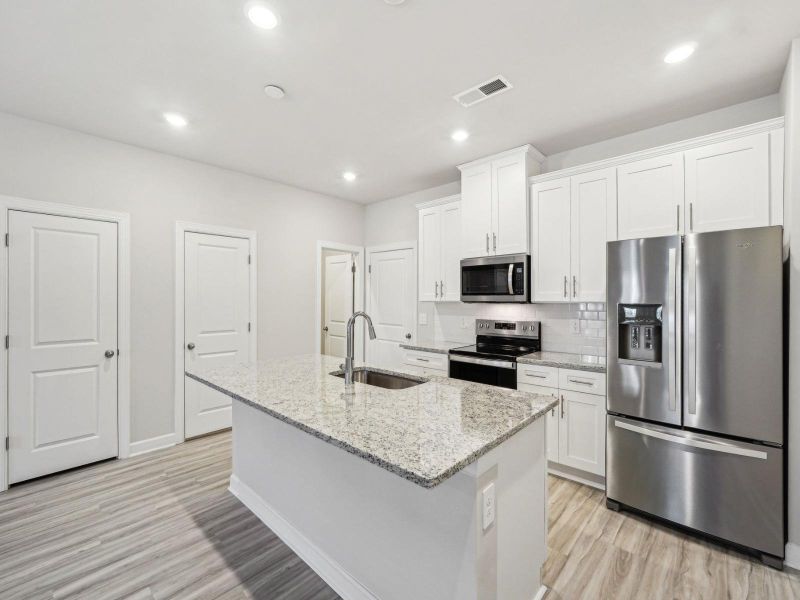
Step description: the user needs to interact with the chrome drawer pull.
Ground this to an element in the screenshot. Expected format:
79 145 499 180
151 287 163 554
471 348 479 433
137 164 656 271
568 378 593 386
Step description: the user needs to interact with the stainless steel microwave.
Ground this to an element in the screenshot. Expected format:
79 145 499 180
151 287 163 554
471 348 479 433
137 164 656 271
460 254 530 303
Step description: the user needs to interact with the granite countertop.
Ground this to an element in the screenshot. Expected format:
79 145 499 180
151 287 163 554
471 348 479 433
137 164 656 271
186 354 557 488
518 351 606 373
399 341 467 354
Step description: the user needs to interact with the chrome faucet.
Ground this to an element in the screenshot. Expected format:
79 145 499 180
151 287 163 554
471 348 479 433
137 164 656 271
341 311 377 385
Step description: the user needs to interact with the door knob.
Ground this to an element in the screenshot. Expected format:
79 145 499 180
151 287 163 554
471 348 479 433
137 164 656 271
104 350 115 358
405 333 412 340
187 343 196 350
323 326 329 332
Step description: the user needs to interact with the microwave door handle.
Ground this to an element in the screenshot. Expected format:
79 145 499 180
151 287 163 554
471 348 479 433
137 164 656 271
507 264 514 295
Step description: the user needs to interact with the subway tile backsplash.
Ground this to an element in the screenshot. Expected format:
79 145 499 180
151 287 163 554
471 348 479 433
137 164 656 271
418 301 607 356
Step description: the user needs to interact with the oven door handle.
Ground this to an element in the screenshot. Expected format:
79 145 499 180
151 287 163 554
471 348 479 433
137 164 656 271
449 355 517 370
507 264 514 295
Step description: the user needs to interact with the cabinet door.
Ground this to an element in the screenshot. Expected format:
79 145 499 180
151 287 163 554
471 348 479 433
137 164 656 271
460 163 492 258
558 390 605 476
617 153 684 240
531 178 571 302
440 201 461 301
684 132 770 233
492 153 529 255
570 168 616 302
418 206 441 302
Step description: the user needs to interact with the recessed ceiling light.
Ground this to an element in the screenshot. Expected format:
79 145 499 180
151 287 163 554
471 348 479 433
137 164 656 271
264 84 285 99
163 112 188 128
342 171 357 182
664 43 696 64
246 4 278 29
451 129 469 142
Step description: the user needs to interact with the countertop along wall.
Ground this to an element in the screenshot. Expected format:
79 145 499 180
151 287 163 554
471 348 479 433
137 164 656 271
0 111 365 448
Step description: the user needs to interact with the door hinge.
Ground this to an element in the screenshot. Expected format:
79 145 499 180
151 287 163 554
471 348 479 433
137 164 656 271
4 233 7 247
4 335 7 350
248 254 251 265
248 322 251 332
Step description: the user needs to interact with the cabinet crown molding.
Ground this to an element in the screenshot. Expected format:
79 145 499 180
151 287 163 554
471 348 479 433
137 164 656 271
530 117 785 184
457 144 545 172
415 194 460 211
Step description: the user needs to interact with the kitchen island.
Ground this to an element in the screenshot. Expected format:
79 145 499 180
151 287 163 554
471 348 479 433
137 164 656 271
187 354 557 600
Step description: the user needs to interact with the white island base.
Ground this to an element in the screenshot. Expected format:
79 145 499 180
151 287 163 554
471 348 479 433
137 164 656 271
229 400 548 600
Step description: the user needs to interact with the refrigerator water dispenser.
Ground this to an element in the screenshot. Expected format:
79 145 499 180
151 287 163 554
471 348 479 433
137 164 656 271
617 304 662 363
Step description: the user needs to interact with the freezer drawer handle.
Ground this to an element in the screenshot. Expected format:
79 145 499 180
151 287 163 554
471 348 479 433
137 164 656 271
614 420 767 460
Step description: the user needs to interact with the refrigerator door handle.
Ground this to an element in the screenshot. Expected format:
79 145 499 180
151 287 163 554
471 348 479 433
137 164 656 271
686 243 697 415
613 420 767 460
667 247 680 413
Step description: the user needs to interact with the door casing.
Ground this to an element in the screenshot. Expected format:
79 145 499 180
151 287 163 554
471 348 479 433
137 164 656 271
0 194 131 492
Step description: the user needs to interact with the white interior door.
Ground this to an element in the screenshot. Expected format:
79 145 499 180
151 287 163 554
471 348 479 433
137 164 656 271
366 247 415 370
184 232 251 438
323 253 353 358
8 210 118 484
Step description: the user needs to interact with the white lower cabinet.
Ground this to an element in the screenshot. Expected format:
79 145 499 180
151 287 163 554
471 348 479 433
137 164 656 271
518 367 606 479
402 349 448 377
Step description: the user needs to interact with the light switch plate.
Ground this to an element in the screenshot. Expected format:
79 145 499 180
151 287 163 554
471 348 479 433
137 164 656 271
482 483 496 530
570 319 580 334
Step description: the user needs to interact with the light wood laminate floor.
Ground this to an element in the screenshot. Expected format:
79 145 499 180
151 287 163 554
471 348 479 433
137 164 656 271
0 431 797 599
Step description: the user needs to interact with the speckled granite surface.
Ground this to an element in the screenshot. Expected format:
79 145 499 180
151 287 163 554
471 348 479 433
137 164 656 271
186 354 557 488
518 351 606 373
399 341 467 354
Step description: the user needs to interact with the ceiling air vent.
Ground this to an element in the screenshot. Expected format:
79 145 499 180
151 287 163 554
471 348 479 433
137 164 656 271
453 76 512 107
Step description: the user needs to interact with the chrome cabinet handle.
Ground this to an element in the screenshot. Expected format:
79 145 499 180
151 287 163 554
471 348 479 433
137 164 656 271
435 281 439 298
492 233 497 252
416 357 429 363
551 408 555 416
440 280 444 297
104 350 115 358
525 372 547 379
486 233 489 254
676 205 680 232
187 343 196 350
567 378 593 386
689 202 694 231
563 276 568 298
560 394 565 418
572 275 577 297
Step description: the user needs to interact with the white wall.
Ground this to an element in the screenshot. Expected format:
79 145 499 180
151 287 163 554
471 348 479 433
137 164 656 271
0 111 364 445
779 39 800 566
544 95 781 172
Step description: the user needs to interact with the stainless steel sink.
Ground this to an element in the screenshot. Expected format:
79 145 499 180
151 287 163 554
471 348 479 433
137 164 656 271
331 368 425 390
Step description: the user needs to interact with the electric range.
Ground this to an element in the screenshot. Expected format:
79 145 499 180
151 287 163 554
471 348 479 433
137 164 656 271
449 320 541 389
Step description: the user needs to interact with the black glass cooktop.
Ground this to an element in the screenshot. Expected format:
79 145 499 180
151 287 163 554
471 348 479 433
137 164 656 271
450 339 540 361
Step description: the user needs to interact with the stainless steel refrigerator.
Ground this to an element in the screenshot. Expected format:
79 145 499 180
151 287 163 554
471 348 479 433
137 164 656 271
606 226 785 567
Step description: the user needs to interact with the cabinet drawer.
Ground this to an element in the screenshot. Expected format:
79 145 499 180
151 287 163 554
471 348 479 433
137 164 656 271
403 350 447 372
558 369 606 395
517 382 559 398
517 364 559 388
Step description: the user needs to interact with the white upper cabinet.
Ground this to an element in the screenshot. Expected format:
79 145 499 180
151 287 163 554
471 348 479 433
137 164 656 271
418 206 441 302
531 168 616 303
417 197 460 302
617 153 684 240
460 163 493 258
570 168 616 302
684 132 770 233
440 201 461 301
459 145 543 258
492 153 530 255
531 178 571 302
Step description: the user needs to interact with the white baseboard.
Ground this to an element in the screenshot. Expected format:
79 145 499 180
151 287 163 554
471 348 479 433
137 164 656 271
548 463 605 491
128 432 179 457
229 475 378 600
533 584 549 600
786 542 800 570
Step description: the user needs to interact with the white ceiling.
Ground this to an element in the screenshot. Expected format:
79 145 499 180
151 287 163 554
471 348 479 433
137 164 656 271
0 1 798 204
